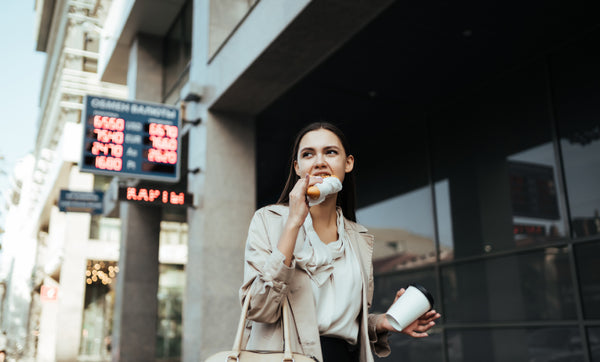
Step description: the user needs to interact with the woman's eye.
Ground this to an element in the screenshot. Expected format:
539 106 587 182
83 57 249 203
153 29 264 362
326 149 338 155
301 151 313 158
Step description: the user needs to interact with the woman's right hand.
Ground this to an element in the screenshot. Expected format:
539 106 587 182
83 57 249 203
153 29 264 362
286 175 322 228
278 175 322 266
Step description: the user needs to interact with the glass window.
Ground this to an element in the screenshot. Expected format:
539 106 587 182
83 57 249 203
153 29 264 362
442 247 576 323
589 327 600 362
447 327 583 362
550 32 600 239
90 216 121 241
356 121 435 274
209 0 259 59
160 221 188 246
164 0 192 98
430 62 568 260
156 264 185 361
80 260 119 359
575 241 600 319
376 333 443 362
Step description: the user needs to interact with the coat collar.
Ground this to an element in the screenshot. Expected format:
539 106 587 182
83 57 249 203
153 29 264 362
264 204 370 234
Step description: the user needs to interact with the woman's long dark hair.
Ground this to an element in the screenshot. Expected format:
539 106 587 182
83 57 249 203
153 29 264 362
276 122 357 222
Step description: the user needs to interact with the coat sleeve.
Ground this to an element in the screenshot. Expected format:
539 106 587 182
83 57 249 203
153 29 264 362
239 208 296 324
365 237 391 357
368 314 391 357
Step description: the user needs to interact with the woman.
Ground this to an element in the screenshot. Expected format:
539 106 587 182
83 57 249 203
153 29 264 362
240 122 440 362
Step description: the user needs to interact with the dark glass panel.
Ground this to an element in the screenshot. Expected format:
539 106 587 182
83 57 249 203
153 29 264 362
442 248 576 323
375 333 443 362
447 327 583 362
164 0 192 97
183 0 193 61
590 327 600 362
574 241 600 319
550 30 600 240
356 120 435 273
164 16 184 95
430 62 567 260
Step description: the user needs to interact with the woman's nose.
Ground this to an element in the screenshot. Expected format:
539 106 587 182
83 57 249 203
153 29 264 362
314 153 326 166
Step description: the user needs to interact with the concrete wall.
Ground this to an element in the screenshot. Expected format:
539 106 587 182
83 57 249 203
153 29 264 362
183 111 255 360
55 167 94 362
110 32 164 362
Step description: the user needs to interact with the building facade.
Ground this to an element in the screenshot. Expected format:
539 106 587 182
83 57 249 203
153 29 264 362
0 0 598 361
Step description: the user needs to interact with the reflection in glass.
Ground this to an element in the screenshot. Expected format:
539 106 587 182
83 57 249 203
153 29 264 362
550 40 600 239
434 180 454 261
375 333 443 362
357 187 435 274
430 62 567 260
442 248 576 323
507 144 566 247
156 264 185 361
562 134 600 239
447 327 582 362
575 241 600 319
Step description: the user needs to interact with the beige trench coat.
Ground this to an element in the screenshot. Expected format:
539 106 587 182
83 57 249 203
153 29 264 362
239 204 391 362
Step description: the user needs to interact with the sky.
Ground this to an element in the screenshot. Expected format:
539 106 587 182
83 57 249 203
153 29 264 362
0 1 46 191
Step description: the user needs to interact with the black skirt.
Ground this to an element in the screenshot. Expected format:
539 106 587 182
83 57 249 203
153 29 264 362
320 336 359 362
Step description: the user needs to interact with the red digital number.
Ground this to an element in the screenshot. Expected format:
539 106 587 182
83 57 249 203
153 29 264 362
149 136 178 151
147 149 177 164
95 156 123 171
94 129 124 144
149 123 178 138
92 142 123 157
93 115 125 131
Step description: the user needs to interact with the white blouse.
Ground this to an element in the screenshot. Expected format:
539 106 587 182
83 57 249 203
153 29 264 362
295 209 363 345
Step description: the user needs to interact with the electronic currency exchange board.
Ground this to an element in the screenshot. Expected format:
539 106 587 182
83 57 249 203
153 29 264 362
80 95 181 182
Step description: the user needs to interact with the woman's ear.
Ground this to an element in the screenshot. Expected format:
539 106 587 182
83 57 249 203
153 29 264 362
345 155 355 173
294 160 301 177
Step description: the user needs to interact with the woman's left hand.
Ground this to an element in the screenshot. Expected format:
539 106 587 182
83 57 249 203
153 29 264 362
376 288 442 338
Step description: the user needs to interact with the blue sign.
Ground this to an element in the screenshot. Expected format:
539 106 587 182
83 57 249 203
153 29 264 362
80 95 181 182
58 190 104 214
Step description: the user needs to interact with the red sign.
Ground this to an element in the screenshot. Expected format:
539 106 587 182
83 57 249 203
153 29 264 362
41 285 58 302
513 224 546 236
118 186 192 207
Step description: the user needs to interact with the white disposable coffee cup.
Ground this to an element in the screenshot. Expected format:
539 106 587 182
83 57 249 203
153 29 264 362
385 283 434 332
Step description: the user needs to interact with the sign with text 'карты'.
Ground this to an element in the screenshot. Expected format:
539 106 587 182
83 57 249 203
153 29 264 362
80 95 181 182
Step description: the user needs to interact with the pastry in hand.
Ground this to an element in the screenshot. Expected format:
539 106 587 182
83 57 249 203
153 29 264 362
306 175 342 206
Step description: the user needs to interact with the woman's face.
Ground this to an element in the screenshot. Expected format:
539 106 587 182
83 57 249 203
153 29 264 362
294 128 354 182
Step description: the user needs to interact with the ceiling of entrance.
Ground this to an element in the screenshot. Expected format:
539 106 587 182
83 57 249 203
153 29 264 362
256 0 600 208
